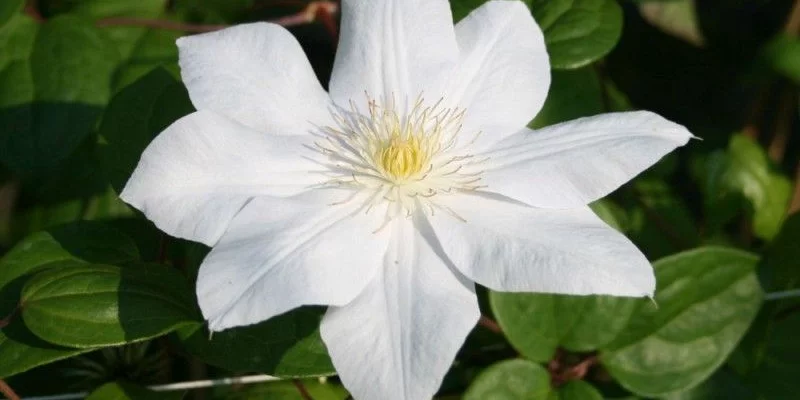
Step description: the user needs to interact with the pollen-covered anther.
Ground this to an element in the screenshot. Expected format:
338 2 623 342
378 134 427 180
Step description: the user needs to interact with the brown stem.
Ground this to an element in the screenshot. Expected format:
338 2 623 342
767 89 795 162
315 3 339 44
548 351 599 386
157 234 169 264
95 1 338 33
96 18 226 33
292 380 314 400
0 380 20 400
785 0 800 34
23 0 43 22
478 315 502 334
789 164 800 214
742 84 771 140
780 0 800 215
564 355 598 381
0 305 19 329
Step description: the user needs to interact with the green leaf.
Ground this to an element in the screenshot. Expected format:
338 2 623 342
763 34 800 84
530 0 623 69
530 67 604 129
663 369 756 400
176 307 335 377
86 381 185 400
746 311 800 398
638 0 705 47
690 151 744 234
226 379 349 400
0 324 93 379
0 0 23 28
113 29 181 91
106 218 164 263
0 15 118 177
601 247 763 396
171 0 254 24
553 380 603 400
0 15 37 107
450 0 528 22
463 359 551 400
705 134 791 240
0 221 140 291
69 0 167 61
21 264 197 348
762 211 800 289
9 186 133 244
0 222 140 378
589 199 630 233
449 0 621 68
0 261 95 379
491 291 636 362
98 67 194 193
628 179 699 259
59 0 176 91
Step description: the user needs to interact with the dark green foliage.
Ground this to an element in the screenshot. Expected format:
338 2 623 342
0 0 798 398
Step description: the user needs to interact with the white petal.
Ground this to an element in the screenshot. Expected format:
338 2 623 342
198 189 391 332
427 193 655 296
447 1 550 147
177 23 331 132
321 218 479 400
329 0 458 108
120 111 323 246
479 111 694 208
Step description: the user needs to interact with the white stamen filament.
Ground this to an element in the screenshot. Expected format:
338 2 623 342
312 93 486 226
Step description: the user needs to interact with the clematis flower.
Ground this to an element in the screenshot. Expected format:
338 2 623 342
121 0 692 398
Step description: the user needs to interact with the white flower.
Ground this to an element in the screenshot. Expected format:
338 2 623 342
120 0 692 399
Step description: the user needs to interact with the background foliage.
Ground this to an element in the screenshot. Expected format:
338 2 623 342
1 0 799 399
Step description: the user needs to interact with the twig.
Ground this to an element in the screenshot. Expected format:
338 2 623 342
95 18 226 33
767 89 795 162
785 0 800 34
313 3 339 41
743 0 800 142
564 355 597 381
765 288 800 301
95 1 338 33
548 351 598 386
478 315 502 334
790 164 800 214
781 0 800 215
157 234 169 264
23 0 43 22
292 380 314 400
0 380 20 400
742 85 770 140
0 305 19 329
19 375 282 400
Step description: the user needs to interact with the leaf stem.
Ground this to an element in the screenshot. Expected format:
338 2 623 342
790 164 800 214
478 315 502 334
765 289 800 301
0 304 19 329
95 1 339 33
785 0 800 34
95 18 226 33
292 380 315 400
0 379 20 400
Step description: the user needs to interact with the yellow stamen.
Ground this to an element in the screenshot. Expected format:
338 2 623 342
378 133 427 180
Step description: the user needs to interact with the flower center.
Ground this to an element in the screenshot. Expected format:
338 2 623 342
312 93 486 223
378 133 427 180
